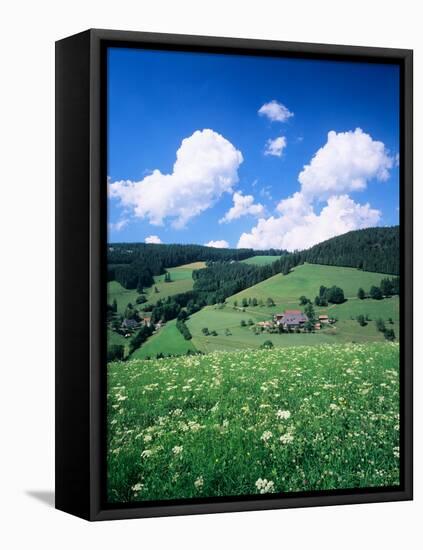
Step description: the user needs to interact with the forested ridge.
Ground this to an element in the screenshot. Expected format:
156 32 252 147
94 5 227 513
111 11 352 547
298 226 399 275
108 226 399 292
108 226 400 359
107 242 280 290
192 254 301 304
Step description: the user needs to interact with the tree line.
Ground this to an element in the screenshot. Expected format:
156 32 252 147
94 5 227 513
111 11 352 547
107 242 259 289
192 254 302 305
298 226 399 275
108 226 399 292
357 276 400 300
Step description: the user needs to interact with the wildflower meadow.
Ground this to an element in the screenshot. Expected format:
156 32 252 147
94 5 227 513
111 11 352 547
107 342 400 503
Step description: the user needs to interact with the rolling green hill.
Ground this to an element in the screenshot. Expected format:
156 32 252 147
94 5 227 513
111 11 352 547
185 263 399 354
107 281 140 314
110 258 399 359
241 255 281 266
143 264 201 306
227 263 388 309
108 262 205 313
130 319 196 359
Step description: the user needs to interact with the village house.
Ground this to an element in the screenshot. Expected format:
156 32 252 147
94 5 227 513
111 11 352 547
121 318 138 331
319 315 329 324
141 316 151 327
275 310 309 329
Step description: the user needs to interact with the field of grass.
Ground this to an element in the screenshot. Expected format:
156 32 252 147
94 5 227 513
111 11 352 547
107 328 130 356
107 281 139 314
172 261 207 270
110 262 399 358
184 263 399 354
130 319 196 359
227 263 389 311
144 262 205 306
186 305 337 353
108 262 205 314
241 255 281 266
107 342 400 503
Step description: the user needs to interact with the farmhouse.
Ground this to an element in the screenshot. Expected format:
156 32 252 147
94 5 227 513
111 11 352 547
121 318 138 331
275 310 309 329
319 315 329 324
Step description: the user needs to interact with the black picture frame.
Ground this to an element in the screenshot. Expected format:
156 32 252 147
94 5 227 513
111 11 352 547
55 28 413 521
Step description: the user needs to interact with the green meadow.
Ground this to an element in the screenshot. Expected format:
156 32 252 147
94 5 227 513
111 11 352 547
144 262 205 306
182 263 398 354
107 281 139 314
107 342 400 502
108 261 205 314
107 328 130 356
241 255 282 266
227 263 388 311
112 262 399 358
131 319 197 359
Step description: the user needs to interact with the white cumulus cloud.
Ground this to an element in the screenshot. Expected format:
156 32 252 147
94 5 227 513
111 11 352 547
109 129 243 229
145 235 162 244
108 219 129 232
238 128 392 251
258 100 293 122
219 191 265 223
264 136 287 157
238 195 381 251
298 128 393 200
205 240 229 248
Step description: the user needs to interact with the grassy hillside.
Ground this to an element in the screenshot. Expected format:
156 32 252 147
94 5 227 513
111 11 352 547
107 328 130 357
144 262 205 306
108 262 205 314
107 281 139 314
130 319 196 359
186 305 336 353
241 256 281 266
185 263 398 354
110 262 398 358
107 342 400 503
227 263 387 309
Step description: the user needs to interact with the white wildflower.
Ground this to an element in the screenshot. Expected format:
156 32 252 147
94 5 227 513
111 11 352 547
172 445 183 455
194 476 204 490
280 432 294 444
276 410 291 420
255 478 275 494
131 482 144 493
261 430 273 442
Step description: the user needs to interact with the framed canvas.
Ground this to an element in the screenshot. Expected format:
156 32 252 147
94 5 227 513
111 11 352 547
55 29 413 521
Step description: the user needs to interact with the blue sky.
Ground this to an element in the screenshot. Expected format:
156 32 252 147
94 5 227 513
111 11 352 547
107 47 399 250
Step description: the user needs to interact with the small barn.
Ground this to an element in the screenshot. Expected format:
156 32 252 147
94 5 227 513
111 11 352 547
257 321 273 329
319 315 329 324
